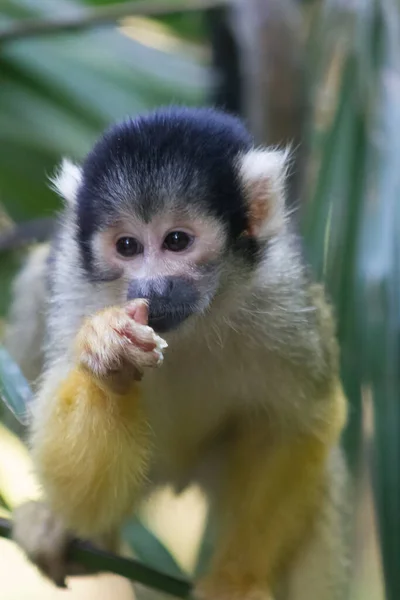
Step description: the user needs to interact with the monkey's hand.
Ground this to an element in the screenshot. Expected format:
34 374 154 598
28 300 162 540
13 500 120 588
13 501 84 587
76 299 167 393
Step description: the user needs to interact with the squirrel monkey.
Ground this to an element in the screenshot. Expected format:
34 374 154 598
5 107 350 599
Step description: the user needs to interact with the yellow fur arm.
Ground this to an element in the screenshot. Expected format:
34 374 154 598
30 365 151 537
199 383 347 600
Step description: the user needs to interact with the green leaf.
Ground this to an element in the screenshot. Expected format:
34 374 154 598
0 515 192 598
0 491 10 512
354 3 400 598
303 0 400 598
0 249 21 318
123 516 187 580
0 345 32 425
0 0 209 223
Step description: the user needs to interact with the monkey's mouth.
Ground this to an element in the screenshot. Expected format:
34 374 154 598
148 305 194 333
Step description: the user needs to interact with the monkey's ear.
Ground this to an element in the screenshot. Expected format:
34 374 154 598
239 149 289 239
49 158 82 206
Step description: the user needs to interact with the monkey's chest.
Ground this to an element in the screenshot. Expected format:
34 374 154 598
142 356 232 444
138 336 312 485
139 342 269 481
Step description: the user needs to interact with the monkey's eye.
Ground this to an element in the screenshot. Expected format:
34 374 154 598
163 231 193 252
116 236 143 257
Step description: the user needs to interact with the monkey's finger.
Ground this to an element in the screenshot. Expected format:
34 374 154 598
112 313 167 354
122 342 165 369
125 299 149 325
35 554 67 589
125 302 168 354
113 321 157 353
83 308 157 352
35 555 88 588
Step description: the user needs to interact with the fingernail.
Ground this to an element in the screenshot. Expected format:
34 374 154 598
153 334 168 351
154 350 164 366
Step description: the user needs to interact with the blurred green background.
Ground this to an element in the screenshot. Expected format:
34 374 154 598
0 0 398 599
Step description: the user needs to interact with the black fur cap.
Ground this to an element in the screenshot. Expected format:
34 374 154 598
75 106 257 270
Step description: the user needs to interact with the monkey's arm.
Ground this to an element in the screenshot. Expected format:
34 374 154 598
198 382 347 600
29 302 162 538
30 365 150 538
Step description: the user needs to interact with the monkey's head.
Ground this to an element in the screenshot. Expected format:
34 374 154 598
52 107 289 334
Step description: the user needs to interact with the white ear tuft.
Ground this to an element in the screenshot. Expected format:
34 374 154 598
239 148 289 238
49 158 82 206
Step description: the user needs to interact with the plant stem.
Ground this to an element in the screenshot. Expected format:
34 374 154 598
0 517 192 598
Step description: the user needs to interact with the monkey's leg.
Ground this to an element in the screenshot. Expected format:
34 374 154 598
280 447 351 600
197 387 347 600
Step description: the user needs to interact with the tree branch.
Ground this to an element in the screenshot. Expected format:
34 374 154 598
0 517 192 598
0 0 228 44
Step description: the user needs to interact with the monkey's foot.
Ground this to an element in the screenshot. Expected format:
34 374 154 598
12 500 85 588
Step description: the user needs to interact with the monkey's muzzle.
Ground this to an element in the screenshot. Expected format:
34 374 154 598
148 305 194 333
127 276 199 333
